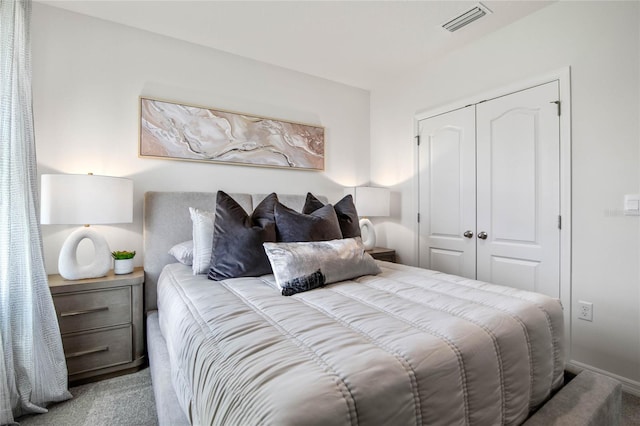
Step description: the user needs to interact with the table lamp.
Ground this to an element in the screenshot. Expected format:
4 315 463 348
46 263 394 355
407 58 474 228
41 173 133 280
345 186 390 250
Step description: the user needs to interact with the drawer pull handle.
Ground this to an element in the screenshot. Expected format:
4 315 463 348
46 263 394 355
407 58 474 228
66 346 109 359
60 306 109 317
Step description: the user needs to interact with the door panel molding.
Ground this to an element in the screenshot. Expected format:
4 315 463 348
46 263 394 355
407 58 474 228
490 255 539 293
429 126 463 238
489 108 539 244
430 248 465 277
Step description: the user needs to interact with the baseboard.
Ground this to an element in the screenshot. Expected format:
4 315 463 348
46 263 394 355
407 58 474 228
569 360 640 397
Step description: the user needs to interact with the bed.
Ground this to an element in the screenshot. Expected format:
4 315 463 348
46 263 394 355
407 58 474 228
143 191 620 426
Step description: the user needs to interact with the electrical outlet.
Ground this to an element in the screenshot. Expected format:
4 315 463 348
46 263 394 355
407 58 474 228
578 301 593 321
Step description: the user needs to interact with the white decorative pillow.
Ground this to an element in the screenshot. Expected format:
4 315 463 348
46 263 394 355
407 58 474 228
168 240 193 266
263 237 381 291
189 207 216 275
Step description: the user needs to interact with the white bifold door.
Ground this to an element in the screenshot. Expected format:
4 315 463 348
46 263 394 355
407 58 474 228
418 82 561 298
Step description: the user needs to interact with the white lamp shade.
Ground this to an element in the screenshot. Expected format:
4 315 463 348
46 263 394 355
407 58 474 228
344 186 389 251
345 186 390 217
41 174 133 225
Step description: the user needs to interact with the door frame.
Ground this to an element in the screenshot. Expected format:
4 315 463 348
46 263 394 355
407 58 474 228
414 67 572 358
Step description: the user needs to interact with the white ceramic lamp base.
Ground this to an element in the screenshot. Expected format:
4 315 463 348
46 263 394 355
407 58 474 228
58 227 111 280
359 218 376 250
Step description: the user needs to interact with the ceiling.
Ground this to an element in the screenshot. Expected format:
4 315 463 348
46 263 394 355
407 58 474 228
37 1 553 90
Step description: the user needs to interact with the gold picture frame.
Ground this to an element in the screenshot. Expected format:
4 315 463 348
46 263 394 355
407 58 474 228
139 97 325 171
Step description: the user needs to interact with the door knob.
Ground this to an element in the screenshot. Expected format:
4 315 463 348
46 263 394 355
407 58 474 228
463 230 474 238
478 231 488 240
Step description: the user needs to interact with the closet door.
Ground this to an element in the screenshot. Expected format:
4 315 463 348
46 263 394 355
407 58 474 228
417 107 476 278
476 82 560 297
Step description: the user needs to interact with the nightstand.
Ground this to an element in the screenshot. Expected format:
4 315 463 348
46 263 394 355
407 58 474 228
366 247 396 263
48 267 145 385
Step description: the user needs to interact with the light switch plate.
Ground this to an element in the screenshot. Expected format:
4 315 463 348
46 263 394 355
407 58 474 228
624 194 640 216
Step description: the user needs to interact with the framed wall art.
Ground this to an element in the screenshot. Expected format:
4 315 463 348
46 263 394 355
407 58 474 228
139 97 325 171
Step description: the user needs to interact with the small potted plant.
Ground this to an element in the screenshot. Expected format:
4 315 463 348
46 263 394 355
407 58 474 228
112 250 136 275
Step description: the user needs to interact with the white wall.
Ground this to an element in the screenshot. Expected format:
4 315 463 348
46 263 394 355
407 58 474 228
33 0 640 390
370 1 640 387
32 4 370 274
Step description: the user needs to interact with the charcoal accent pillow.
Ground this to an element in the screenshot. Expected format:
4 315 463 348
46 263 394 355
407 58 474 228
281 269 326 296
275 202 342 242
168 240 193 266
303 193 361 239
208 191 278 280
263 237 381 290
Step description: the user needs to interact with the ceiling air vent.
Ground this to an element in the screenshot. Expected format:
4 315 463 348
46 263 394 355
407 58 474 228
442 3 492 32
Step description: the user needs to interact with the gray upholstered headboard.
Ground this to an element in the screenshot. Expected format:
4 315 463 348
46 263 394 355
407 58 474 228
143 191 326 313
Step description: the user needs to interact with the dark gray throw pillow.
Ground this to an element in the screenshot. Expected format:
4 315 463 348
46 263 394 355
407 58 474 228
208 191 278 280
275 202 342 242
303 193 361 239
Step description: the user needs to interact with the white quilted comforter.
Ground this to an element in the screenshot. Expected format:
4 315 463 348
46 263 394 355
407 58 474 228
157 261 564 426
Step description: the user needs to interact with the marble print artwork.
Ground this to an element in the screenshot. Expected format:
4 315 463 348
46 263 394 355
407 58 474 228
139 98 324 170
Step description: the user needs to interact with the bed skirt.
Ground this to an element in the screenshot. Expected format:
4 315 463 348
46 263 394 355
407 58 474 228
147 311 189 425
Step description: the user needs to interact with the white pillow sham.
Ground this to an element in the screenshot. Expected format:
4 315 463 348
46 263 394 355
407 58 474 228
189 207 216 275
263 237 381 291
168 240 194 266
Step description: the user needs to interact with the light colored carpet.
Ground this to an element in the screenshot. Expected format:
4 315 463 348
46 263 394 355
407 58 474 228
15 367 640 425
622 391 640 426
17 368 157 426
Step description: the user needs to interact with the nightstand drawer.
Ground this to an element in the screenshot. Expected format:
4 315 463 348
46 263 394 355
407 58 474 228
54 287 131 334
63 325 133 376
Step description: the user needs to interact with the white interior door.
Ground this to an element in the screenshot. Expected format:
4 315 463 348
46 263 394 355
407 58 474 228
476 82 560 297
418 107 476 278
